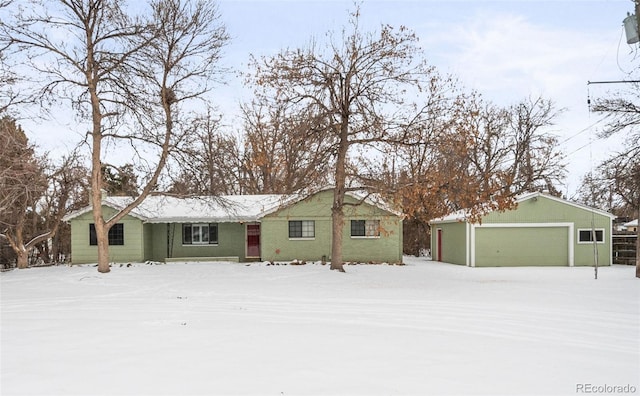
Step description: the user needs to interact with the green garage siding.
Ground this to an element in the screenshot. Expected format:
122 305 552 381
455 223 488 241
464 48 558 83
430 193 614 267
433 222 467 266
474 226 569 267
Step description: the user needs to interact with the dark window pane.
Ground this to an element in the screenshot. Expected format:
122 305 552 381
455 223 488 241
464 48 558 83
289 221 302 238
579 229 603 242
90 223 124 245
183 224 192 244
209 224 218 244
351 220 365 237
89 224 97 246
108 224 124 245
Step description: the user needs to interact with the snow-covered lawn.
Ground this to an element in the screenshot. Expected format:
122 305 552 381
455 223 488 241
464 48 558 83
1 257 638 396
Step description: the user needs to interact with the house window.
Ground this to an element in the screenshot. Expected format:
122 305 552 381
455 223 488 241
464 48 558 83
89 223 124 246
183 223 218 245
578 229 604 243
289 220 315 239
351 220 380 237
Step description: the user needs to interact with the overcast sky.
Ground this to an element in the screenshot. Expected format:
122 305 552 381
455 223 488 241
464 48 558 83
17 0 639 198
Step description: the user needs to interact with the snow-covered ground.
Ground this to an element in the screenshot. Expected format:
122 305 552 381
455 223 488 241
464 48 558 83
1 257 638 396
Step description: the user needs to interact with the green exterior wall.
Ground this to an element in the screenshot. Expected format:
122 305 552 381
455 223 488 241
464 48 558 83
69 192 403 264
161 222 250 261
474 226 568 267
69 206 145 264
261 190 403 263
481 196 611 266
431 195 612 267
431 222 467 266
145 223 167 262
141 222 252 262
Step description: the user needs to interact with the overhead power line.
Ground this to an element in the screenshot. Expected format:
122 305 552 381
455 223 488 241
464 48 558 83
587 80 640 85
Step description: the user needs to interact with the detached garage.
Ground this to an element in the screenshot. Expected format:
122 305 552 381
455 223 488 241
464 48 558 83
430 192 615 267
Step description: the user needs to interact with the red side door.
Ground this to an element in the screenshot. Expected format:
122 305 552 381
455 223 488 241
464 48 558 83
436 229 443 262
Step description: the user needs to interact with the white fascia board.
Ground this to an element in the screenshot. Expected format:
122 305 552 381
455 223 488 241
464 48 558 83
143 216 260 224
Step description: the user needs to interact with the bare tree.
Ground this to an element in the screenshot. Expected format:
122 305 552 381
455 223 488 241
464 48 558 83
576 171 618 215
239 100 332 194
248 7 447 271
168 108 244 196
0 116 45 225
505 96 565 195
2 0 229 272
591 75 640 277
0 0 17 114
0 116 83 268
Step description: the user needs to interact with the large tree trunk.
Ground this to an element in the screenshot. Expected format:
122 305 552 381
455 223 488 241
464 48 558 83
97 236 110 273
93 202 111 273
330 200 345 272
91 135 110 273
95 221 110 273
16 248 28 269
330 123 349 272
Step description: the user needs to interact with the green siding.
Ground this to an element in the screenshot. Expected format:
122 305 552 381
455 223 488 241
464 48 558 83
70 191 403 264
261 218 332 262
69 206 144 264
143 223 153 261
475 227 568 267
483 196 611 266
134 222 250 262
484 196 607 226
432 222 467 265
430 195 612 267
146 223 168 262
261 190 403 263
165 222 249 261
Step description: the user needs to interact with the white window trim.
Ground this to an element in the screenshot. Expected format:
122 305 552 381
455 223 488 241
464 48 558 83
182 223 218 246
288 220 315 239
577 228 605 244
191 224 210 245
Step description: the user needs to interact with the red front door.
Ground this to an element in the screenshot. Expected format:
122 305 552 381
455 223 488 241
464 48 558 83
246 224 260 258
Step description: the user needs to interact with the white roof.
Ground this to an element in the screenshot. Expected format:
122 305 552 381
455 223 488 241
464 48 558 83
430 191 616 224
624 219 638 227
63 194 289 223
63 189 402 223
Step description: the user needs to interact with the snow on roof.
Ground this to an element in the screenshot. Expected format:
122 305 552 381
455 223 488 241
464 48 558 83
127 194 290 223
430 191 616 224
624 219 638 227
63 189 402 223
63 194 290 223
345 190 403 217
